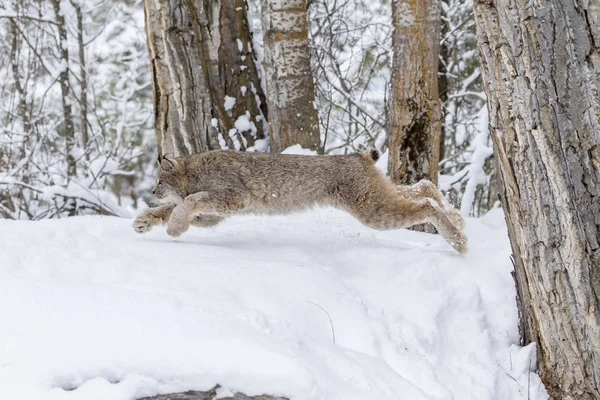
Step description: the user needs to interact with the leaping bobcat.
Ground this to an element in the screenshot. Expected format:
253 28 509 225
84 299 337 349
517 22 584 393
133 150 468 253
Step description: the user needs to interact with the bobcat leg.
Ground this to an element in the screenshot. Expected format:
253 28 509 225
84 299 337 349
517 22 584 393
166 190 249 237
133 203 176 233
190 214 225 228
396 180 465 230
348 195 468 254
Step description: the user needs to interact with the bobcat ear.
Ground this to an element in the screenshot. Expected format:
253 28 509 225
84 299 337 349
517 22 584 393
160 155 183 172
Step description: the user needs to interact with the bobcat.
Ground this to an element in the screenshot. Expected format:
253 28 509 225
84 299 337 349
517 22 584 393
133 150 468 253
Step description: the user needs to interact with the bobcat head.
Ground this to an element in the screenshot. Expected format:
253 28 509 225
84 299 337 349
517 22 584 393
152 155 187 204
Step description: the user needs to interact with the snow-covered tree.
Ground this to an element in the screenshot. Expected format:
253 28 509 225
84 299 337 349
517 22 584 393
474 0 600 396
261 0 321 153
0 0 153 219
1 0 499 220
143 0 268 156
387 0 442 187
437 0 495 216
308 0 391 154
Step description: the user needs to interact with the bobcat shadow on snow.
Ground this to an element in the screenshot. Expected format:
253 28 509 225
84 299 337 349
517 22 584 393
133 149 467 253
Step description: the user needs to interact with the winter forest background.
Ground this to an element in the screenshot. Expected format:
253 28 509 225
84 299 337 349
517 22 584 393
0 0 492 220
2 0 600 398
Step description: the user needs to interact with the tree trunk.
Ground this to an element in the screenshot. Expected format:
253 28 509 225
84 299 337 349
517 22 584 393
261 0 321 153
50 0 76 179
387 0 442 186
143 0 268 157
8 19 30 138
71 0 89 156
473 0 600 397
438 6 449 164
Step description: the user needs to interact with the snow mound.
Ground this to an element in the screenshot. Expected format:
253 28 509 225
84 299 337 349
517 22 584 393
0 207 547 400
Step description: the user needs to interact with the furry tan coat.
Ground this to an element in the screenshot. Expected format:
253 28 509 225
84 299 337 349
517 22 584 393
133 150 467 253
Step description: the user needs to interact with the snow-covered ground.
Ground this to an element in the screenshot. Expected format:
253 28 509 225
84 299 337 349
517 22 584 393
0 208 547 400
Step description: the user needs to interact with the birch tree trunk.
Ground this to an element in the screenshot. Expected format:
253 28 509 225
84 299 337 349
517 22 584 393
387 0 442 186
143 0 268 157
261 0 321 153
473 0 600 397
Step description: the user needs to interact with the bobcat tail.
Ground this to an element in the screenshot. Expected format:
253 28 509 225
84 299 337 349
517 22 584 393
361 148 380 163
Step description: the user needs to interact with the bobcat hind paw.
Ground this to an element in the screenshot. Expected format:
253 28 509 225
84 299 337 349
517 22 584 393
448 209 466 231
448 231 468 254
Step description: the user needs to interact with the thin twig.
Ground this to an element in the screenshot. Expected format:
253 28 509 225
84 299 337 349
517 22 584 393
0 15 58 25
306 301 336 344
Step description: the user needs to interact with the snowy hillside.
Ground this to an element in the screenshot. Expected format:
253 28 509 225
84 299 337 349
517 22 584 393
0 208 547 400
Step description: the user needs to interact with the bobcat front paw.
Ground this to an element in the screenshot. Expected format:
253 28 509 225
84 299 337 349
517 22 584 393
166 222 186 238
133 215 154 234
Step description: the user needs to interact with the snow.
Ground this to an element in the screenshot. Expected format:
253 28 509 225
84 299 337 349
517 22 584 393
460 106 494 216
234 114 252 132
89 157 121 178
228 128 241 150
246 138 268 153
280 144 318 155
236 38 244 53
217 132 228 149
0 207 547 400
375 149 389 173
224 96 236 112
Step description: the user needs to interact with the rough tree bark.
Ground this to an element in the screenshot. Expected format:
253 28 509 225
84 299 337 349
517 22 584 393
387 0 442 186
138 386 286 400
473 0 600 398
143 0 268 157
261 0 321 153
